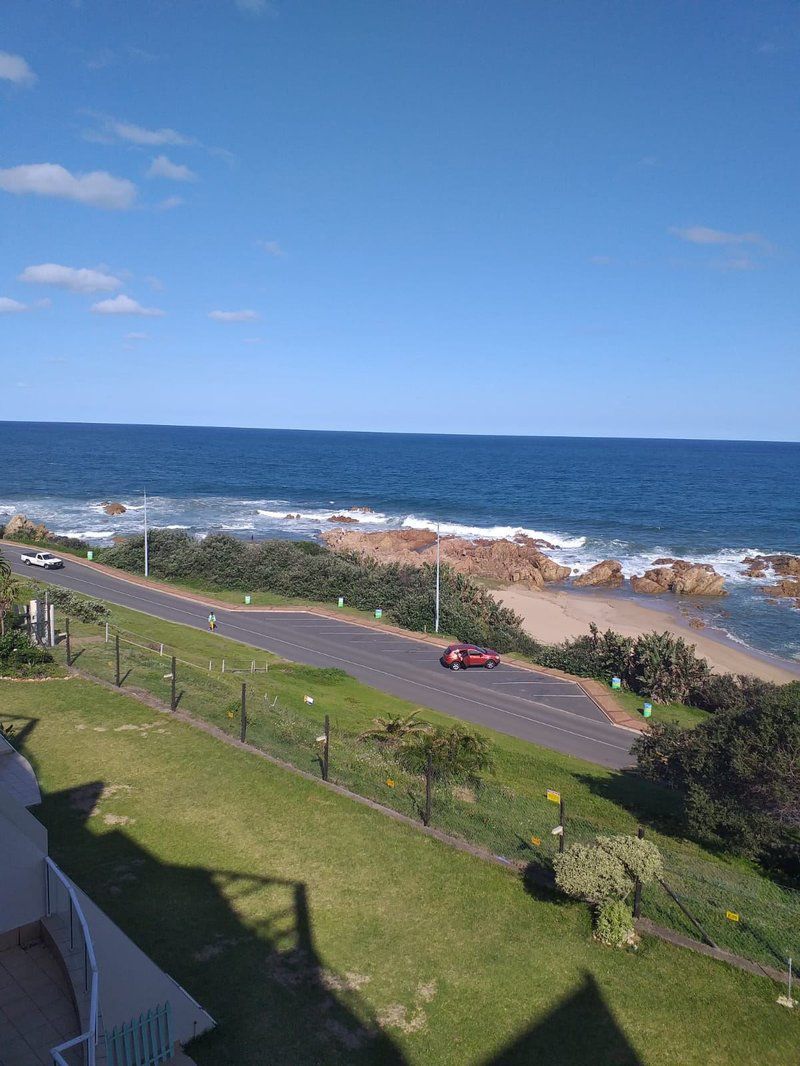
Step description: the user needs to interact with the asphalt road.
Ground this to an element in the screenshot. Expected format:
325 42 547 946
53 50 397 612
6 551 635 768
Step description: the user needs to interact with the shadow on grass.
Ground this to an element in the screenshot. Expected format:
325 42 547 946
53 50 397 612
16 723 646 1066
482 972 643 1065
36 778 408 1066
574 768 685 836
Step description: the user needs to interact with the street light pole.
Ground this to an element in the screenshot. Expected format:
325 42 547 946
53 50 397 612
143 488 149 578
434 523 440 634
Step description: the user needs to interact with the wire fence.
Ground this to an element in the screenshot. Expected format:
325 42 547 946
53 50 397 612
56 616 800 978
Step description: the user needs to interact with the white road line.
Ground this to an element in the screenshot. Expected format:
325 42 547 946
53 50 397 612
493 680 575 687
25 568 629 753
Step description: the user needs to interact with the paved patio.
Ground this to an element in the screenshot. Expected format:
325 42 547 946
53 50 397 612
0 940 80 1066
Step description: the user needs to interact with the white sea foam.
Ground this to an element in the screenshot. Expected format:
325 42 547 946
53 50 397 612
256 508 391 526
401 515 587 549
53 529 115 541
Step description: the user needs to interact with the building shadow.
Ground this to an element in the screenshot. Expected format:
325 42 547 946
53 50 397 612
483 972 643 1066
34 778 408 1065
18 742 647 1066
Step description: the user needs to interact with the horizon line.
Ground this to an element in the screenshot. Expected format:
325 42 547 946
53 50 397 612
0 418 798 446
1 415 800 445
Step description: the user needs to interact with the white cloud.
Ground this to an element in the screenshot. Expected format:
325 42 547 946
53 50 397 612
19 262 123 294
0 163 136 210
144 275 164 291
670 225 770 249
0 51 37 86
91 294 164 317
720 255 759 272
209 309 259 322
146 155 198 182
124 331 149 340
256 239 283 256
101 118 194 146
0 297 28 314
85 48 116 71
156 195 185 211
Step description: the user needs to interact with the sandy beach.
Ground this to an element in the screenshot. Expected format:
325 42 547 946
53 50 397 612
496 584 800 684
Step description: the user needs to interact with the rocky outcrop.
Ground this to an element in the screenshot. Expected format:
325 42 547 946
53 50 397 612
102 501 126 516
322 528 570 587
328 514 358 524
3 514 53 541
761 577 800 609
349 506 375 514
742 554 800 578
631 559 726 596
573 560 624 589
284 513 301 519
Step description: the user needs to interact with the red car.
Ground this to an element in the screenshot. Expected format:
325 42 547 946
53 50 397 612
441 644 501 671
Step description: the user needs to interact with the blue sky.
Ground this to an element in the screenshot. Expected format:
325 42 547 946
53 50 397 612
1 0 799 439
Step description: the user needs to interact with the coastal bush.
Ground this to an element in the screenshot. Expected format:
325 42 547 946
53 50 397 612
0 631 54 677
627 631 709 705
35 585 110 624
633 687 800 871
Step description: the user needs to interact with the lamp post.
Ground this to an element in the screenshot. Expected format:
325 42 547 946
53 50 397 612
434 523 441 634
143 488 149 578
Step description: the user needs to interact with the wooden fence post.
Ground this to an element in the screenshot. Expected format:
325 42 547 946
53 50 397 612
115 634 121 687
322 714 330 781
65 617 71 667
633 826 645 918
240 683 247 743
559 796 566 854
170 656 177 711
423 753 433 826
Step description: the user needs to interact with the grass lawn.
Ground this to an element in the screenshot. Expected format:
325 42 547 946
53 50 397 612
3 676 798 1065
24 594 796 973
609 689 708 729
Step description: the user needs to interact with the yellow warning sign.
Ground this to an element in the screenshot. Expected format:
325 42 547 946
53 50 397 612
530 836 541 847
546 790 561 804
726 911 740 922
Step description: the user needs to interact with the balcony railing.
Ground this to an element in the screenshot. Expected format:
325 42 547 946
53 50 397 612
44 857 100 1066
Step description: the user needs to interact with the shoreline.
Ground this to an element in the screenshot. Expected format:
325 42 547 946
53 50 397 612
495 584 800 684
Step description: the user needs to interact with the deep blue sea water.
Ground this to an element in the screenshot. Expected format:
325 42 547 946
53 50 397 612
2 422 799 661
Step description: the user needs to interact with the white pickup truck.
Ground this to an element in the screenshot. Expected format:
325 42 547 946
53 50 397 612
20 550 65 569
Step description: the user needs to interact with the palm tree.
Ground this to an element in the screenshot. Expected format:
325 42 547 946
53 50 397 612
357 711 430 745
0 572 18 637
0 548 9 579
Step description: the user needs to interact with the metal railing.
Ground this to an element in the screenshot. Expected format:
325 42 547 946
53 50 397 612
45 857 100 1066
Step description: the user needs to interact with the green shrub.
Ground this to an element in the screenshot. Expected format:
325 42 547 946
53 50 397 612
553 835 663 906
595 899 635 947
0 631 54 677
36 586 110 623
635 686 800 872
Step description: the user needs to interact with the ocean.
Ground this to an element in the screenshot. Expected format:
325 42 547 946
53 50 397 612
2 422 799 662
